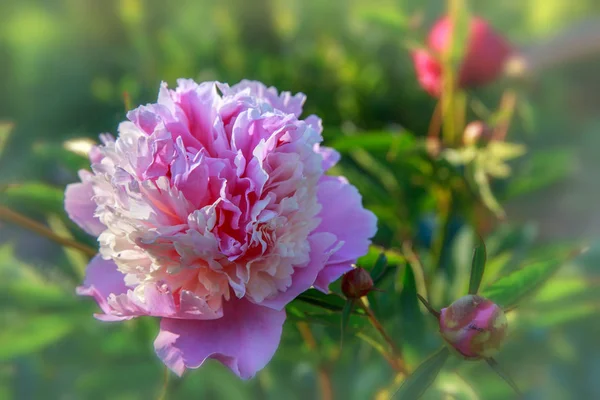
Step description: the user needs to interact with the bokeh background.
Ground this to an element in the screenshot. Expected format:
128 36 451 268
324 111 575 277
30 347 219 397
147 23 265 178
1 0 599 399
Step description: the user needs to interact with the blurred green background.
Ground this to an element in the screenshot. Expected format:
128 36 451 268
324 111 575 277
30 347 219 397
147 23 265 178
1 0 599 399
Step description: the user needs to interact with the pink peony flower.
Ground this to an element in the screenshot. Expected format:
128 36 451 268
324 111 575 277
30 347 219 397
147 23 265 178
65 79 377 379
412 16 513 97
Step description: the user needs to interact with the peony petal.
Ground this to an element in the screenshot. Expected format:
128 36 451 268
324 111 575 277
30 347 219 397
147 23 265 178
78 256 224 321
305 115 323 134
225 80 307 117
314 176 377 292
313 261 353 293
411 49 443 97
76 255 130 321
259 232 337 310
154 298 286 379
64 170 105 236
315 145 340 171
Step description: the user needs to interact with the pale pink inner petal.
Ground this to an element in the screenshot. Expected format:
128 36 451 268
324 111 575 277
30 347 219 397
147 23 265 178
82 80 339 319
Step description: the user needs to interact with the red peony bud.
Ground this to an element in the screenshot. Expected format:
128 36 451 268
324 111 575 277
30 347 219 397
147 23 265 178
341 267 374 299
412 16 513 97
439 295 508 360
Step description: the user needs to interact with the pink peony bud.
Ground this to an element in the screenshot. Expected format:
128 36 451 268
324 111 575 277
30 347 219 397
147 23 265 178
341 267 374 299
412 16 513 97
439 295 507 360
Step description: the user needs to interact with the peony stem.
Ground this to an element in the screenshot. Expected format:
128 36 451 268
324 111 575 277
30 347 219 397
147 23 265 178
402 242 428 300
431 189 452 272
0 205 97 257
427 101 443 141
317 369 333 400
157 366 170 400
357 298 408 375
492 89 517 142
296 322 334 400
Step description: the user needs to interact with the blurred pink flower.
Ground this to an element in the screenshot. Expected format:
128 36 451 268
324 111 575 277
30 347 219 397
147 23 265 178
65 79 377 379
412 16 513 97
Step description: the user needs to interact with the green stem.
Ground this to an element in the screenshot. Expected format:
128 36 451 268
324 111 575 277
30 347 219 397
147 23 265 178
157 367 170 400
357 298 408 375
296 322 334 400
0 205 97 257
431 190 453 272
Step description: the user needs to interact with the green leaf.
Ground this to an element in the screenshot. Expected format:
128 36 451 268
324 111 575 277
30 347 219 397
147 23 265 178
327 131 414 153
359 246 405 269
32 141 92 172
524 302 597 328
0 314 76 360
287 309 366 331
0 122 14 160
295 289 348 312
468 236 487 295
370 253 387 284
0 244 77 311
442 148 478 166
417 294 440 319
398 263 427 346
359 6 408 33
427 372 479 400
479 251 512 289
349 148 401 196
486 142 527 161
473 162 505 219
534 276 596 305
0 280 75 311
481 247 585 309
506 148 575 199
392 347 450 399
340 299 354 346
0 182 64 216
47 214 88 279
486 358 521 395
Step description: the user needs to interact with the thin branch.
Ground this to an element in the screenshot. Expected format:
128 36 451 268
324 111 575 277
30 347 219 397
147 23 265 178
157 366 170 400
402 242 428 300
357 298 408 375
296 322 334 400
486 357 522 396
0 205 97 257
492 89 517 142
417 294 441 320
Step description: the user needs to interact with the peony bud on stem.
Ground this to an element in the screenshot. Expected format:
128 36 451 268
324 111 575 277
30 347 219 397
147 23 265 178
439 295 508 360
412 16 513 97
341 267 374 299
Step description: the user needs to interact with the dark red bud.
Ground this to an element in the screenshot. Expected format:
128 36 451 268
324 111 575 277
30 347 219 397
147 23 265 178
341 267 374 299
